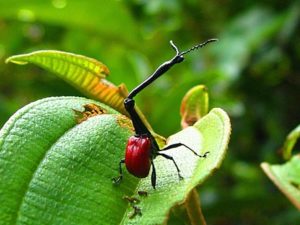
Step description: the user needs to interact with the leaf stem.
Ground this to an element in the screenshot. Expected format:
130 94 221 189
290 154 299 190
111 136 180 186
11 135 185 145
185 189 207 225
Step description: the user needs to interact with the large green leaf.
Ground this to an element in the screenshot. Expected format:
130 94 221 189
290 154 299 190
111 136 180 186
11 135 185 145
0 97 137 225
0 97 230 224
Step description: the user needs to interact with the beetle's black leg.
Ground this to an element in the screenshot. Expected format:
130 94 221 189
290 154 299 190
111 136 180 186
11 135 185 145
157 153 183 180
112 159 125 184
160 143 209 158
124 98 151 136
151 160 156 189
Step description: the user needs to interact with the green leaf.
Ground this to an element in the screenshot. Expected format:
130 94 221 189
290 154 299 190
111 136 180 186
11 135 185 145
0 97 138 225
261 156 300 210
0 97 230 224
282 124 300 160
121 108 231 224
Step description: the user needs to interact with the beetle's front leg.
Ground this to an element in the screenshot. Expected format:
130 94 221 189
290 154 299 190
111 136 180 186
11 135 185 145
112 159 125 185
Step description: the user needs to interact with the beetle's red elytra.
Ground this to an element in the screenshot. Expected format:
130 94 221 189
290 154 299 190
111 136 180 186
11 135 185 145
125 136 151 178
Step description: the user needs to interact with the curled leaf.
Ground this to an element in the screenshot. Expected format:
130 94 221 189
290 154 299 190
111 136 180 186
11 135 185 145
180 85 209 128
261 156 300 210
282 124 300 160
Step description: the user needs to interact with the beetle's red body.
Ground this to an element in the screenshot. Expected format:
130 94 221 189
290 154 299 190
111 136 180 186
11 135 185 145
125 136 151 178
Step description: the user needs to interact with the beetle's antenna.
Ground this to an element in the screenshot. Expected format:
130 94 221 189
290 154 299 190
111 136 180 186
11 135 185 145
180 38 218 56
170 40 180 55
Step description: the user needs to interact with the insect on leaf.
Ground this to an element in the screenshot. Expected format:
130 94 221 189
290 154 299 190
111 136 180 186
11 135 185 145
120 108 231 224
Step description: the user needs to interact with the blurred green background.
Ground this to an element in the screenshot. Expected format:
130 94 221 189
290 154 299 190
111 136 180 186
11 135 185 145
0 0 299 224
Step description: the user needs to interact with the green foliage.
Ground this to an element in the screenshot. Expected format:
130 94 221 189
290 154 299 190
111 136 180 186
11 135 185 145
0 96 230 224
0 97 129 225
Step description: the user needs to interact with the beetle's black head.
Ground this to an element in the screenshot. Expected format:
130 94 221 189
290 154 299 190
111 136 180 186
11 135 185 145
175 55 184 64
124 98 134 110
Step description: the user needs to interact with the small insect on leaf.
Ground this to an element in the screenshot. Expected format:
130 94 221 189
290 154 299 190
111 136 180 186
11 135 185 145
129 205 142 219
137 190 148 197
123 195 143 219
122 196 140 204
73 103 107 124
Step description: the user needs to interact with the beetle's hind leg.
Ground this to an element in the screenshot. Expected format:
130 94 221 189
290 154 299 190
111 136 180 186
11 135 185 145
157 152 183 180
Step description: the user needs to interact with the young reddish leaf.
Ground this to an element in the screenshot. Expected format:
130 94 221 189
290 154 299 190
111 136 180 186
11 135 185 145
6 50 130 116
282 125 300 160
6 50 160 144
180 85 209 128
6 50 110 78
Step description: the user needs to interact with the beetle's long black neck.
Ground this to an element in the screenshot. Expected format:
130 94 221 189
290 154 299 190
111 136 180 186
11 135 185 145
127 55 183 100
124 98 150 135
125 52 183 136
124 39 217 136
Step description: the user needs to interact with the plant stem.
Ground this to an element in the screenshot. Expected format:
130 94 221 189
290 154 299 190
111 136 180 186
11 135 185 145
185 189 207 225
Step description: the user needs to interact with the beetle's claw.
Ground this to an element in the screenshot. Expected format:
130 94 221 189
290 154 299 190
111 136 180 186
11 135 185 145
198 151 209 158
203 151 209 158
179 174 184 180
112 176 123 185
